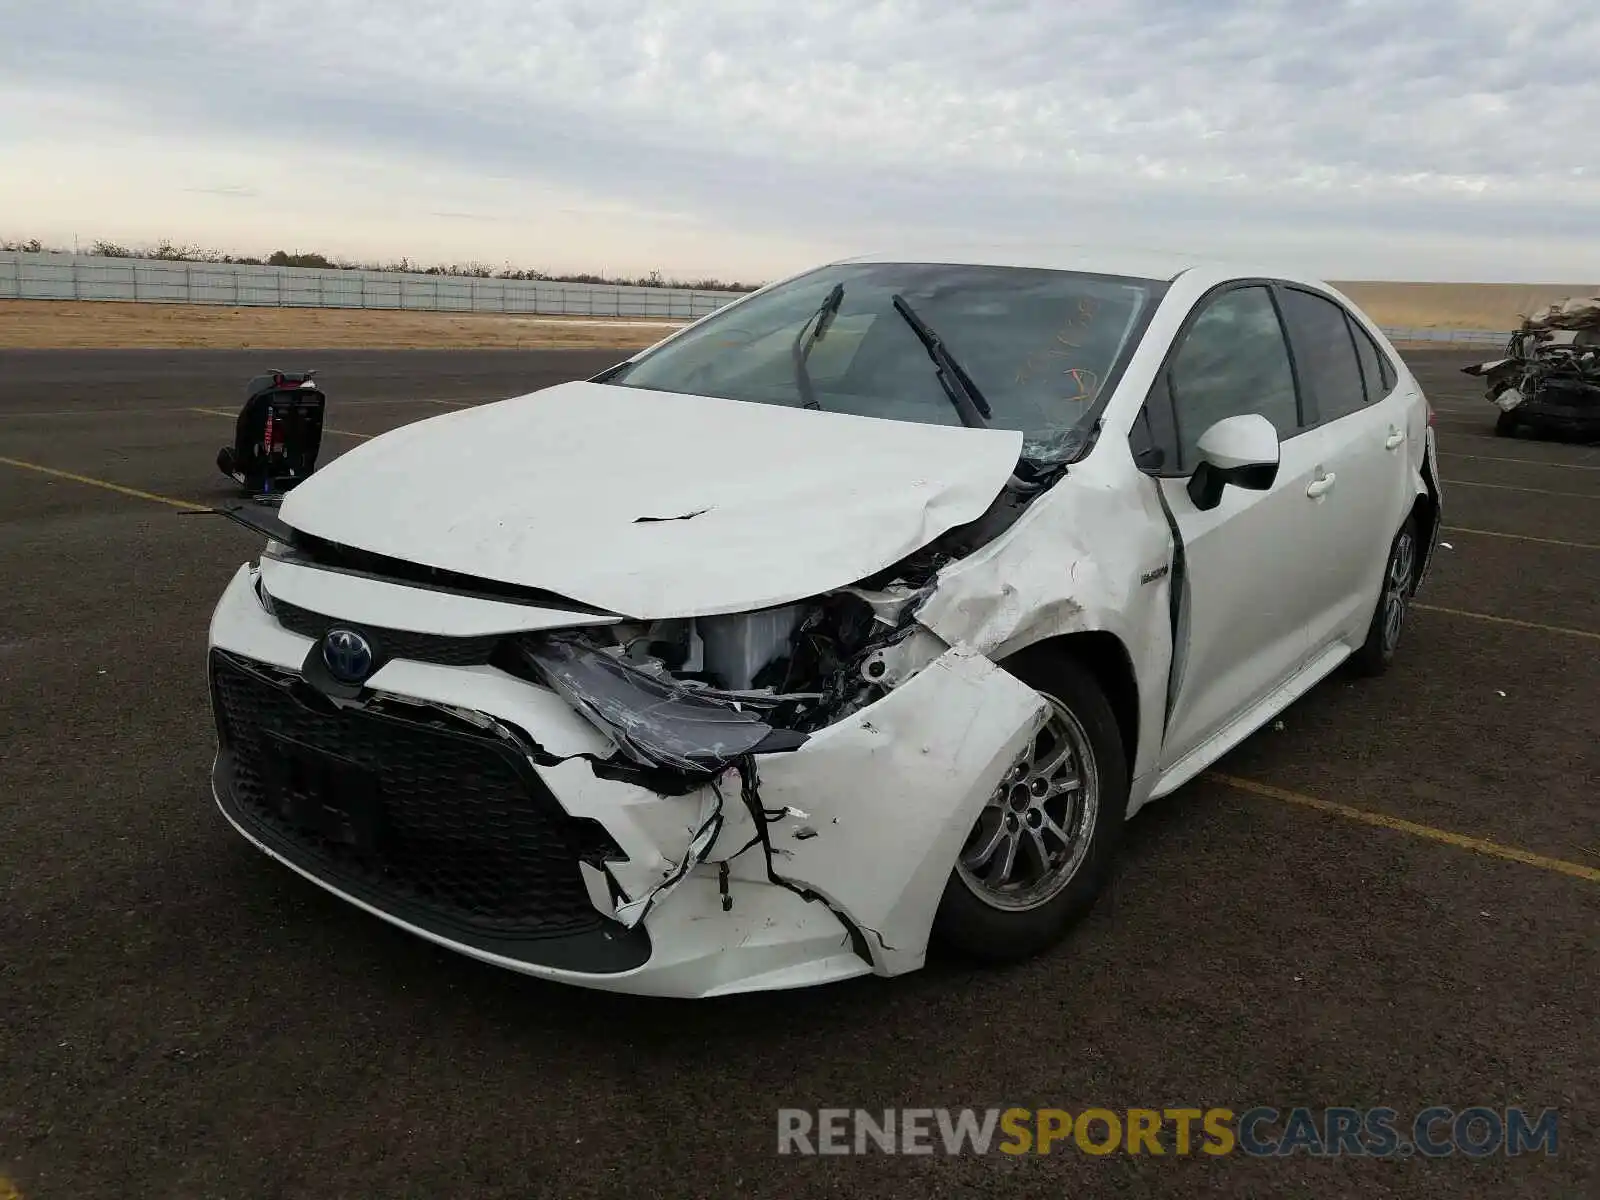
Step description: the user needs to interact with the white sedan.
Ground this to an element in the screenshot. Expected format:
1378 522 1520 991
206 249 1443 997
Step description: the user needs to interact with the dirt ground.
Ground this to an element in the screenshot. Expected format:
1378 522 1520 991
1332 281 1600 331
0 299 686 350
4 279 1599 350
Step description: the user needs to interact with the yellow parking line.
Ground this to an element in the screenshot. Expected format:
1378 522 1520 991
1441 525 1599 551
0 455 208 511
189 406 371 440
1209 773 1600 884
1443 479 1596 500
1414 603 1598 641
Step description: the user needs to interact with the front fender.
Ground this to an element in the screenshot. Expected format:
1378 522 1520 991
910 462 1176 793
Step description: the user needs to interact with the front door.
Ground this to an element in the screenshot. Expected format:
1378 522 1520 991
1133 283 1324 772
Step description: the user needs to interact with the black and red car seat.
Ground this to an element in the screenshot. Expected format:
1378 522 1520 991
216 370 327 495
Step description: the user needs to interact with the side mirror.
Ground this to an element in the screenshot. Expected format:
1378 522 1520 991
1186 413 1280 511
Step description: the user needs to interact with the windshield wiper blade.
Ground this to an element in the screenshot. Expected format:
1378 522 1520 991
793 283 844 411
890 294 992 427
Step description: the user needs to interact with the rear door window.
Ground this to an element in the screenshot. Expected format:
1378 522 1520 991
1279 287 1369 423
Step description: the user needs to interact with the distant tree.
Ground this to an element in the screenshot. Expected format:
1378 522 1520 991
267 250 337 269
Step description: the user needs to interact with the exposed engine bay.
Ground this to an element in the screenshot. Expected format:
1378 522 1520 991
500 461 1068 786
511 590 931 777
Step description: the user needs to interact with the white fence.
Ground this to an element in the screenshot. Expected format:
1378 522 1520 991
0 250 1511 346
0 251 746 319
1380 327 1506 347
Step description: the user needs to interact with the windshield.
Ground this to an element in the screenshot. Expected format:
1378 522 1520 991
604 261 1166 462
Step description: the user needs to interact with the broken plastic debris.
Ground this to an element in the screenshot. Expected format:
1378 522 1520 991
1440 541 1453 550
1496 690 1507 698
611 787 727 928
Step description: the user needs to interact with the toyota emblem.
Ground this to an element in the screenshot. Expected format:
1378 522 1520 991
321 628 374 683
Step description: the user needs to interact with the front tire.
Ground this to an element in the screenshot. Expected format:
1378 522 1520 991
931 648 1128 964
1352 514 1420 676
1495 410 1519 437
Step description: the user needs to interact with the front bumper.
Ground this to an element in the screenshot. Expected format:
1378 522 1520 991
207 563 1047 998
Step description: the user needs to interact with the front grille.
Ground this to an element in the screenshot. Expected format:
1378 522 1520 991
209 650 650 971
268 595 502 666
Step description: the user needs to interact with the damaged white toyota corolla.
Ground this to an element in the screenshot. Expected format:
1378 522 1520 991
207 249 1443 997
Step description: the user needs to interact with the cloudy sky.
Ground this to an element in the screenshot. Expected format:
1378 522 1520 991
3 0 1598 283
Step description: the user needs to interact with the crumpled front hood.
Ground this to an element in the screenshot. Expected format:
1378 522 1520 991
278 381 1024 619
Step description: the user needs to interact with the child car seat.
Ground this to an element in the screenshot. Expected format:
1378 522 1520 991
216 370 327 496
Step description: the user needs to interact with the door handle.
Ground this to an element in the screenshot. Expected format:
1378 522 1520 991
1385 427 1405 450
1306 471 1336 499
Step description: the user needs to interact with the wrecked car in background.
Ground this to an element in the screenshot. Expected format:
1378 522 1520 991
1464 294 1600 438
206 250 1443 997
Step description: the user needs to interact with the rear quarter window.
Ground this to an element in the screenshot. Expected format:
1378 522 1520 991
1348 317 1387 402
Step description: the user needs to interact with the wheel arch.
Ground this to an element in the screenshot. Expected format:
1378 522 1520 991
1008 630 1140 775
1409 435 1444 591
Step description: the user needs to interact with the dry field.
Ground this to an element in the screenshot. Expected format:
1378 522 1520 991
0 299 686 350
4 280 1599 350
1332 281 1600 331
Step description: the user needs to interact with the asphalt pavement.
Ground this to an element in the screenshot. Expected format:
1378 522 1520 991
1 347 1595 1199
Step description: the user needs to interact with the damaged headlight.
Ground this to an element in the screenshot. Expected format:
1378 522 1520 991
517 632 808 777
514 582 944 779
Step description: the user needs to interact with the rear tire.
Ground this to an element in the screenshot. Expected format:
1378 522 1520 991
931 648 1128 964
1352 514 1420 677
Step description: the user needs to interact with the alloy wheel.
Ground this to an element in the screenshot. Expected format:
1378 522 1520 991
1382 529 1416 655
956 695 1100 912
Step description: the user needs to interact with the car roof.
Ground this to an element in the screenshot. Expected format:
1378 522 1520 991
830 244 1330 290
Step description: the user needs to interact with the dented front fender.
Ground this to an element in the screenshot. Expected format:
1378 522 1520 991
909 457 1177 792
750 645 1050 974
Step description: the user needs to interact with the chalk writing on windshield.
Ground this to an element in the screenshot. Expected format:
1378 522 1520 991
1014 296 1102 395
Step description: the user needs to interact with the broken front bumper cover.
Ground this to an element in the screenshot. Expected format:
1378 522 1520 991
206 564 1048 997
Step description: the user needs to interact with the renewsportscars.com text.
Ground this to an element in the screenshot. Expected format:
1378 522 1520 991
777 1106 1559 1158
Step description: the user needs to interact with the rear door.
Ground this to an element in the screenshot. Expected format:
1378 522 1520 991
1130 282 1323 772
1275 286 1415 653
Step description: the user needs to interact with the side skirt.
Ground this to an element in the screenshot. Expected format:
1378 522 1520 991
1147 641 1352 801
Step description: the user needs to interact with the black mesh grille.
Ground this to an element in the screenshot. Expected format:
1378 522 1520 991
209 650 631 952
268 595 502 667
